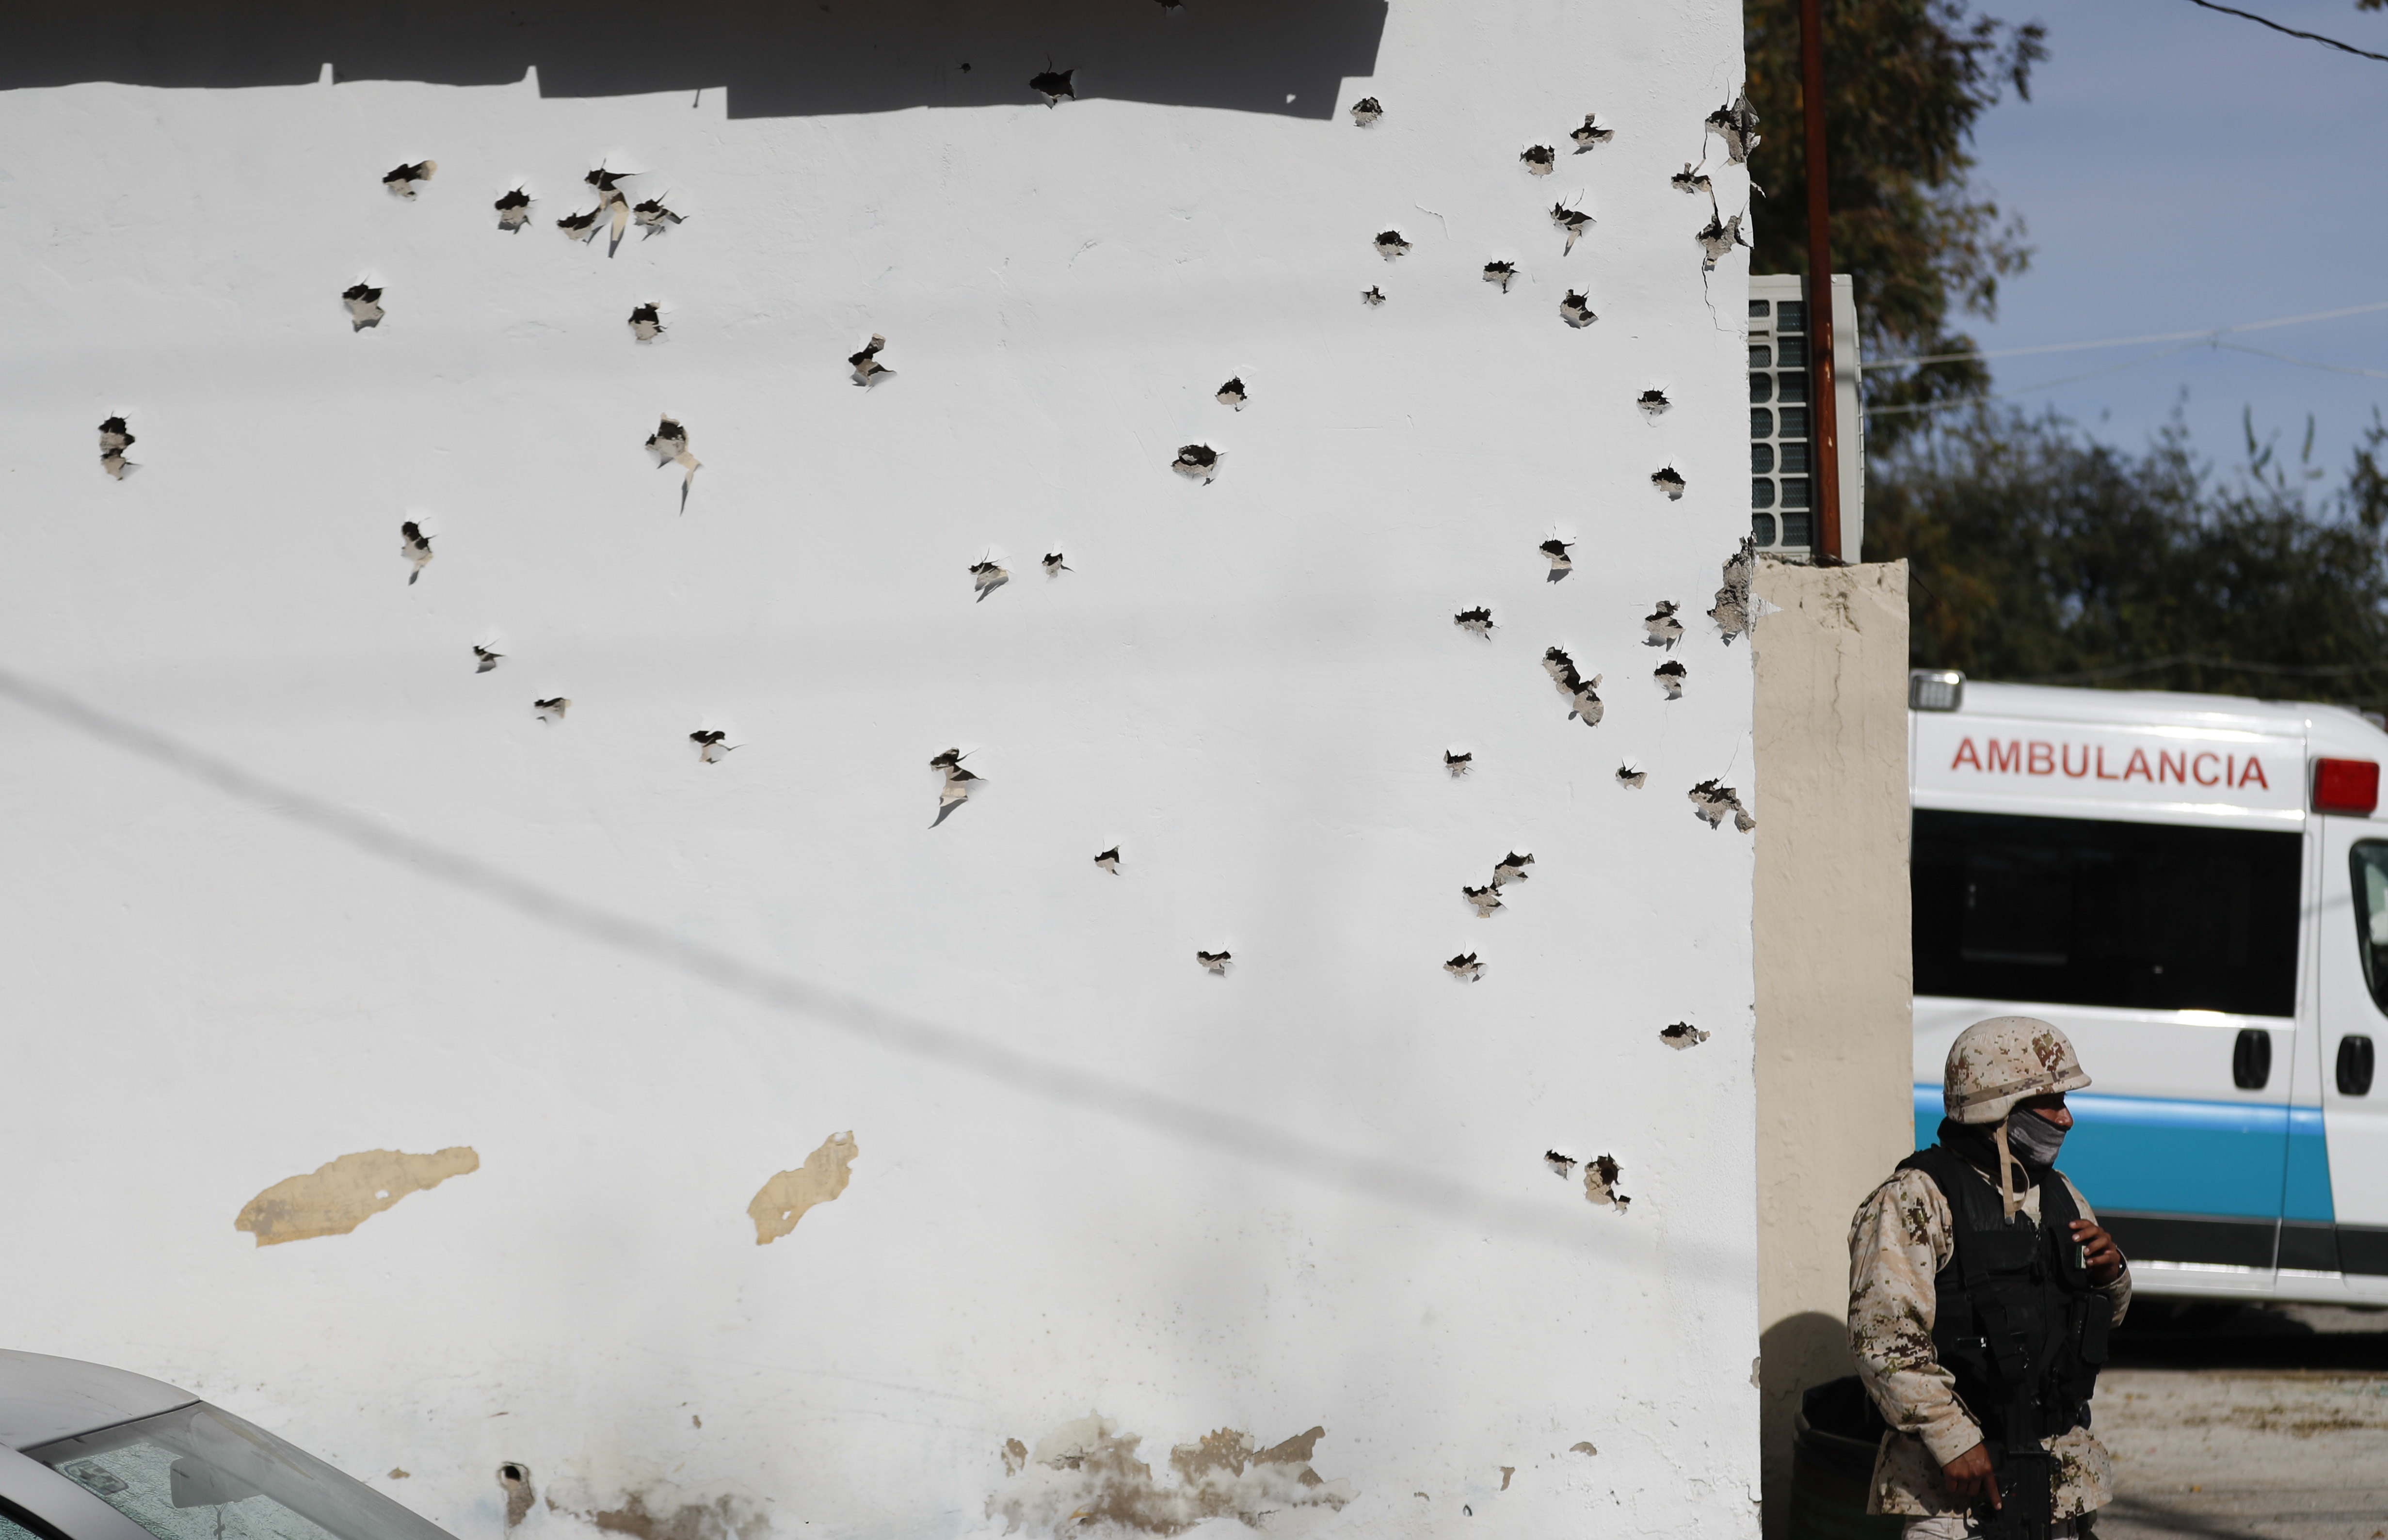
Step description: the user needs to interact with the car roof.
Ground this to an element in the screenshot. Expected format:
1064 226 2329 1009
0 1350 197 1451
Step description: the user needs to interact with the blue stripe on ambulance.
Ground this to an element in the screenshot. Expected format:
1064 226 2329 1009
1911 1086 2332 1223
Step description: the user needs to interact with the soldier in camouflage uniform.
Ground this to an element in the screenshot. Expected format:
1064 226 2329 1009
1846 1017 2131 1540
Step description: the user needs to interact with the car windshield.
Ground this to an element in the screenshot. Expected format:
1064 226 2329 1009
25 1403 452 1540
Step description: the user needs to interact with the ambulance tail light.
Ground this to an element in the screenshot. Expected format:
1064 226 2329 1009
1910 669 1964 712
2313 757 2380 815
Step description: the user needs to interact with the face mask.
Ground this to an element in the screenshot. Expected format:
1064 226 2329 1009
2005 1108 2067 1165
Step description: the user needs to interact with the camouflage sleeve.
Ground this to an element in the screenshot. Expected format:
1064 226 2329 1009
2062 1175 2131 1329
1846 1170 1981 1468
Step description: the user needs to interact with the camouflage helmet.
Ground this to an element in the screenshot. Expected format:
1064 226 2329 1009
1943 1016 2091 1124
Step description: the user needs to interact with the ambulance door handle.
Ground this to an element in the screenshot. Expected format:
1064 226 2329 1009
2232 1028 2273 1091
2340 1035 2376 1097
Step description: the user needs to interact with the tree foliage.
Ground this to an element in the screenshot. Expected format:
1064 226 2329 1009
1864 410 2388 708
1743 0 2045 444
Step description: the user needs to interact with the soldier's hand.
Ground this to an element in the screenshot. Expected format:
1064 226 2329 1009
1941 1442 2000 1508
2069 1219 2124 1285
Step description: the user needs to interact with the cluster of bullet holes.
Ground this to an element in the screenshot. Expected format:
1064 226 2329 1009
1545 1151 1629 1212
1660 1021 1710 1050
963 547 1071 602
497 1465 534 1530
1458 851 1536 921
1541 648 1603 727
97 416 135 480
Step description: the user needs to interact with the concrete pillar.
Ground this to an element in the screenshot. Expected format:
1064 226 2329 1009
1751 559 1916 1536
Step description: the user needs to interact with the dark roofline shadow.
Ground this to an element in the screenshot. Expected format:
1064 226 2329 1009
4 0 1388 121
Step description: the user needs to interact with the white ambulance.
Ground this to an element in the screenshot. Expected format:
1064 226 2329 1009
1908 672 2387 1303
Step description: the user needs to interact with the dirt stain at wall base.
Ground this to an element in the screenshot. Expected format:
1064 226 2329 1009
234 1147 479 1245
988 1415 1350 1536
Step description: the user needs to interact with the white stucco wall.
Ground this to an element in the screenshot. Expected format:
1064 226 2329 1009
0 5 1759 1540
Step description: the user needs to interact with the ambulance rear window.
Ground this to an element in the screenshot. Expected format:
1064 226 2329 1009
1912 810 2301 1016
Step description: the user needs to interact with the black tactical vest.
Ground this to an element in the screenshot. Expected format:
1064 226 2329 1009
1896 1141 2113 1538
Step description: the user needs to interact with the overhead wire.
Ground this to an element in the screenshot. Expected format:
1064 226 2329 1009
2178 0 2388 64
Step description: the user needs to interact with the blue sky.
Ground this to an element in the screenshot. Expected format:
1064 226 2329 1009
1873 0 2388 487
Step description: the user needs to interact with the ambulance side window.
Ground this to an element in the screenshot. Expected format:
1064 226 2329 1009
2348 843 2388 1014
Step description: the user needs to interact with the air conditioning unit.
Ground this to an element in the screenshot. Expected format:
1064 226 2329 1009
1747 273 1863 563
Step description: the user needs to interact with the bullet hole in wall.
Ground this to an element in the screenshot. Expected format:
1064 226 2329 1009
1373 229 1411 261
1559 290 1595 328
494 188 532 231
1491 852 1534 887
1706 89 1762 165
1549 203 1591 254
1571 114 1615 151
1544 1150 1577 1177
1651 466 1686 500
1710 537 1756 643
1349 96 1382 126
1444 750 1474 779
1453 605 1494 638
342 283 384 331
382 160 436 199
628 303 664 342
581 166 637 247
534 697 570 723
1196 949 1233 974
1616 764 1646 790
691 729 735 763
1583 1154 1629 1212
1461 884 1502 918
498 1466 534 1530
1638 388 1672 418
1043 550 1071 576
1361 286 1387 307
1482 260 1517 293
1172 444 1220 483
646 417 701 500
1644 600 1683 648
1030 68 1077 106
98 416 135 479
632 197 683 233
473 644 503 674
1654 660 1686 699
1698 212 1748 271
1540 538 1573 579
556 207 601 241
1688 778 1755 833
1216 376 1247 410
1444 952 1482 982
1519 144 1555 176
1094 846 1121 874
1661 1021 1711 1050
970 557 1010 601
849 333 891 386
1671 163 1712 198
1542 647 1603 727
398 521 433 584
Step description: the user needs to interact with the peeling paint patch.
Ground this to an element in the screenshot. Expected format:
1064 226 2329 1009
1499 1467 1513 1491
987 1416 1350 1538
234 1147 478 1245
1004 1440 1030 1477
387 1470 409 1481
1709 538 1755 643
746 1131 858 1244
582 1493 765 1540
1569 1441 1599 1457
500 1465 535 1529
1582 1154 1629 1212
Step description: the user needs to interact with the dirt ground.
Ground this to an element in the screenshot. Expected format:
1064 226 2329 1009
2097 1302 2388 1540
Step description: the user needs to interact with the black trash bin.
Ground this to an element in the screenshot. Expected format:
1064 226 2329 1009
1790 1377 1907 1540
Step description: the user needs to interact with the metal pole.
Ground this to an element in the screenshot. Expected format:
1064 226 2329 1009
1799 0 1842 563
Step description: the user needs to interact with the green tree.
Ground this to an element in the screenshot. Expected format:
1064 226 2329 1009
1742 0 2045 443
1865 409 2388 707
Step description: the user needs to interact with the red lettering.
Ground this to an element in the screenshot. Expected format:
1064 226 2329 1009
2228 755 2237 787
2064 745 2091 778
2124 748 2153 782
1951 738 1983 771
2160 750 2187 783
2240 757 2269 790
2029 742 2055 775
2095 746 2121 781
1987 740 2021 774
2194 752 2220 786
